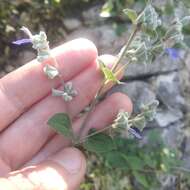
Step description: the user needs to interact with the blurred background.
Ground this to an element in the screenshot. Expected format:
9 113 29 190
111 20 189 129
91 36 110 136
1 0 190 189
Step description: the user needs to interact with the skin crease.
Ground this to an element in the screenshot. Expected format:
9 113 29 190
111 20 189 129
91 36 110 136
0 39 132 190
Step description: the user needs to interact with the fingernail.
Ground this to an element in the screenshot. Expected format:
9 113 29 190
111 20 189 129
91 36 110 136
52 148 83 174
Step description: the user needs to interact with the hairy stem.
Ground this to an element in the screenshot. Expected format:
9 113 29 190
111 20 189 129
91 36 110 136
111 25 139 72
77 80 105 139
76 125 112 145
77 25 139 141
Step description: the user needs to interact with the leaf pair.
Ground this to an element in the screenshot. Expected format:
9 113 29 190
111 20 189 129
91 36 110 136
98 59 121 84
124 4 161 35
48 113 116 154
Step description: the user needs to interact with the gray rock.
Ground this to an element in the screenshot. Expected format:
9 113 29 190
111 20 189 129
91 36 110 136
108 74 184 128
63 18 82 31
184 133 190 155
108 81 156 113
0 71 6 78
66 24 130 54
4 65 15 73
17 50 36 65
124 55 183 79
82 5 104 24
185 53 190 72
158 174 177 190
162 121 185 149
155 109 183 128
154 72 185 111
182 155 190 171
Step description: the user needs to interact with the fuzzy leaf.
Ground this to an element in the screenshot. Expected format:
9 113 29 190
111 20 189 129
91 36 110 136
43 64 59 79
164 20 184 46
84 133 115 153
123 9 137 24
48 113 72 137
138 4 161 31
131 116 146 132
98 59 120 84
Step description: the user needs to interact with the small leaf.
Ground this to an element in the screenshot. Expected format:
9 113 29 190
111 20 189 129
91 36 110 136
131 116 146 132
181 16 190 25
84 133 115 153
52 88 64 97
164 20 184 46
43 64 59 79
133 171 149 188
123 9 137 24
137 4 161 31
100 2 113 18
105 151 129 169
124 156 143 171
48 113 73 137
98 59 120 84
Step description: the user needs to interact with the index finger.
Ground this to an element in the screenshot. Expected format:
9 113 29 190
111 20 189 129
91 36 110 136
0 38 97 131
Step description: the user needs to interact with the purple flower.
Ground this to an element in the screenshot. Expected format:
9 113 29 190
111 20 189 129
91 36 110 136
128 127 142 139
165 48 180 60
12 38 32 45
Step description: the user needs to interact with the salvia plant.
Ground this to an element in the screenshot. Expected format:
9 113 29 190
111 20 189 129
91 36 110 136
13 1 189 188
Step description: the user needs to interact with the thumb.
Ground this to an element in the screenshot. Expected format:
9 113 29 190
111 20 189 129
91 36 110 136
0 148 86 190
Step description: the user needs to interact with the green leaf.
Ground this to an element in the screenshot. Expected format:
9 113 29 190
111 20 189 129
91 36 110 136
144 154 157 168
133 171 149 188
48 113 73 137
100 1 113 18
124 156 143 170
98 59 120 84
123 9 137 24
84 133 115 153
105 151 129 169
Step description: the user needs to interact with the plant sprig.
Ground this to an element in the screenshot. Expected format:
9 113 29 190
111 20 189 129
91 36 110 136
13 2 187 155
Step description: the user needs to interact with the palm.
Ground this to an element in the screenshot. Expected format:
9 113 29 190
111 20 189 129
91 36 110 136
0 39 132 177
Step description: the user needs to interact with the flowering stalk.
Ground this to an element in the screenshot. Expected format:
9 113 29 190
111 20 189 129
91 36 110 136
13 27 77 102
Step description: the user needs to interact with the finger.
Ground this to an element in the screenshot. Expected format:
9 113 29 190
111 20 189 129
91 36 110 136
0 55 116 167
0 55 121 170
0 38 97 131
26 92 133 166
0 148 86 190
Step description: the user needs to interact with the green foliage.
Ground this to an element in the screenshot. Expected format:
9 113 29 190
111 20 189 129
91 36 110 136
123 9 137 24
84 132 116 153
81 130 182 190
98 59 120 84
48 113 73 137
100 0 138 18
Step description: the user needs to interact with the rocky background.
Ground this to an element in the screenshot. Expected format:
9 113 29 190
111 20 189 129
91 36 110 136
1 1 190 189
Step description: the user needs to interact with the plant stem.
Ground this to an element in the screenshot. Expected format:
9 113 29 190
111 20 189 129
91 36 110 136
111 25 139 72
76 125 112 145
77 80 105 139
77 25 139 141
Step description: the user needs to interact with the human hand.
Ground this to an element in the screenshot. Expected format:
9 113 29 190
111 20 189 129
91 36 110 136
0 39 132 190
